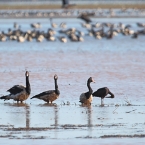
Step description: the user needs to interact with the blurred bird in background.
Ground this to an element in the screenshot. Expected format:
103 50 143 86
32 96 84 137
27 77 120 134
62 0 76 8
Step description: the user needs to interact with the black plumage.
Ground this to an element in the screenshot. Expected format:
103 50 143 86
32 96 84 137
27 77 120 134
7 85 24 95
92 87 114 106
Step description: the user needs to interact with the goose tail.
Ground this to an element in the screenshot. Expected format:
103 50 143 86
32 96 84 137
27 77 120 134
0 95 10 101
31 95 39 99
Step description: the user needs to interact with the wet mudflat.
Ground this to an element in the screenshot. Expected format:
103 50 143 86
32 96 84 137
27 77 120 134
0 18 145 144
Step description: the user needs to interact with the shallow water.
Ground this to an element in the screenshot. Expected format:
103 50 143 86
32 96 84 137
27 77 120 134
0 18 145 144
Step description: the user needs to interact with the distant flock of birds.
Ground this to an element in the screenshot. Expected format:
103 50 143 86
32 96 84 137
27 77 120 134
0 8 145 18
0 71 114 106
0 17 145 43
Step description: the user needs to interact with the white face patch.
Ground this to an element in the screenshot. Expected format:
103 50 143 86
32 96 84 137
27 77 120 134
54 75 57 79
26 72 29 76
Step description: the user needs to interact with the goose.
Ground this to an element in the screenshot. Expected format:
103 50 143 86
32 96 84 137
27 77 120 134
50 18 57 28
136 22 145 27
31 74 60 103
79 77 95 105
92 87 114 106
18 35 25 42
78 13 92 24
37 34 44 42
60 22 67 29
59 36 67 43
61 0 76 8
0 71 31 103
31 23 41 29
0 34 7 42
14 22 20 29
131 32 138 38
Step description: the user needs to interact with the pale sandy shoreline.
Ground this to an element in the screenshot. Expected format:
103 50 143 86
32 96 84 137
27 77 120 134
0 3 145 9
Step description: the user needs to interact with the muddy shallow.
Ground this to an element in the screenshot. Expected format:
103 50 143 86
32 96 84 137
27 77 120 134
0 18 145 144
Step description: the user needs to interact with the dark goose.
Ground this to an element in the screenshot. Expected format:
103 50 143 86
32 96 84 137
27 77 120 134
0 71 31 103
31 74 60 103
79 77 95 105
92 87 114 106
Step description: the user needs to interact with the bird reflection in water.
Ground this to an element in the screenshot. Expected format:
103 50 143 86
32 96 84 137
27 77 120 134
25 104 30 129
80 105 93 137
39 103 59 138
54 105 58 138
5 102 59 135
87 106 92 136
4 102 30 129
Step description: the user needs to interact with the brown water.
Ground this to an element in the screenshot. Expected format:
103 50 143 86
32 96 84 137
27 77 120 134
0 18 145 144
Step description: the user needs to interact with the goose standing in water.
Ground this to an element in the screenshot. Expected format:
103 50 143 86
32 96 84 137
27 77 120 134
31 74 60 103
0 71 31 103
92 87 114 106
79 77 95 105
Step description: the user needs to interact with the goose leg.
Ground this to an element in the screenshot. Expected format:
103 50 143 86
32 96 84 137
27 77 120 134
101 98 104 106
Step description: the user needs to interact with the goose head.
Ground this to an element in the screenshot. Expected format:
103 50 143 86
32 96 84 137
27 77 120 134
25 71 29 77
88 77 95 83
54 74 58 80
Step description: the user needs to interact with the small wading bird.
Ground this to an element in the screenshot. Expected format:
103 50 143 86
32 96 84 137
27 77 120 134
31 74 60 103
92 87 114 106
0 71 31 103
79 77 95 105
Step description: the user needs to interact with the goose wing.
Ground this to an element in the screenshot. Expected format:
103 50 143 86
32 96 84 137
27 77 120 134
92 87 108 97
7 85 25 95
31 90 55 99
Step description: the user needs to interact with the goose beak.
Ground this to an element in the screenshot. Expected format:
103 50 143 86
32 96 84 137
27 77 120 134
92 79 95 83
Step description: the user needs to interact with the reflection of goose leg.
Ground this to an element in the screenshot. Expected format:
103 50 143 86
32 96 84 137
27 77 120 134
54 106 58 138
87 107 92 136
25 105 30 129
54 106 58 127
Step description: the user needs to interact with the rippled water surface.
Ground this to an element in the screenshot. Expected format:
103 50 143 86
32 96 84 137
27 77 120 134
0 18 145 145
